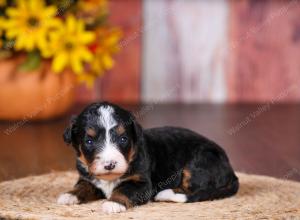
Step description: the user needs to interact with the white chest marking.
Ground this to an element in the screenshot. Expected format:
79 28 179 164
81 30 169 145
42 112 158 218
93 179 121 199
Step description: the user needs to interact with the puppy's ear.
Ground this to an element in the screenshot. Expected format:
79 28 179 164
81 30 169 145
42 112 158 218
63 115 77 145
130 114 143 145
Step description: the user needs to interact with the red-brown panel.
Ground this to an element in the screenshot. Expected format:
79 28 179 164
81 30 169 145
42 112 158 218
228 0 300 102
76 0 142 103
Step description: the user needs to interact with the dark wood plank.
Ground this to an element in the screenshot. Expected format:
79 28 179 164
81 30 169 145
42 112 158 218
0 104 299 182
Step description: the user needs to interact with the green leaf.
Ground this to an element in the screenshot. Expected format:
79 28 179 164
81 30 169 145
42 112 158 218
18 51 41 72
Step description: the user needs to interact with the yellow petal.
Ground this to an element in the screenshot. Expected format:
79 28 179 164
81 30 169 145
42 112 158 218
29 0 40 12
52 52 69 73
77 20 84 32
25 36 35 51
46 18 62 29
15 36 26 50
80 32 95 44
17 0 27 10
43 6 56 18
37 34 48 51
102 54 114 69
78 74 95 88
6 28 19 38
41 47 52 58
80 48 93 62
6 8 19 17
66 16 76 33
70 53 83 74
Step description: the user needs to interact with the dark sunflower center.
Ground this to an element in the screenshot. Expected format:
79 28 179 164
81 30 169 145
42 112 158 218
27 17 39 27
65 42 74 50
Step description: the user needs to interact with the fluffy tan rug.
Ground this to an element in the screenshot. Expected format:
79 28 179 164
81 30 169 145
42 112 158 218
0 171 299 220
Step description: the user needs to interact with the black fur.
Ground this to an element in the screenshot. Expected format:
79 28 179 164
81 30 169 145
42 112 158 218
63 102 239 208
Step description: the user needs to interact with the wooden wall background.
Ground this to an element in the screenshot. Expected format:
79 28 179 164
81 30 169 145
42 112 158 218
77 0 300 104
76 0 142 103
228 0 300 102
143 0 229 103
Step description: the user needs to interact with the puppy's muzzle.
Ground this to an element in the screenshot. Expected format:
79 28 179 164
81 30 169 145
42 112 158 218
103 160 117 171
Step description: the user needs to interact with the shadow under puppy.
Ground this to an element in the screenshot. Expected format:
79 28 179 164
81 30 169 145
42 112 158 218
57 102 239 214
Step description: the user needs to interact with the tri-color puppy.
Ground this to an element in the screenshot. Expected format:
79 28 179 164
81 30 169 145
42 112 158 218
57 102 239 214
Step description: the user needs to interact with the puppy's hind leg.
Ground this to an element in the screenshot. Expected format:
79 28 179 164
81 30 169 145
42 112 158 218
178 149 239 203
154 189 187 203
154 169 190 203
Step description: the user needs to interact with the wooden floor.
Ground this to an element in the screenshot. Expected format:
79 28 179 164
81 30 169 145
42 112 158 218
0 103 299 182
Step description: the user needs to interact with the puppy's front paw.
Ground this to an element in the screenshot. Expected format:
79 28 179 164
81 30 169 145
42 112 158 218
57 193 79 205
102 201 126 214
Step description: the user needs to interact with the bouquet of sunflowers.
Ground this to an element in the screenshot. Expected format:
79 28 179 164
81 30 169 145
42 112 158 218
0 0 122 87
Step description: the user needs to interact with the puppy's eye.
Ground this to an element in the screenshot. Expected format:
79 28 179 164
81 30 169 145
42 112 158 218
85 139 93 145
120 136 128 144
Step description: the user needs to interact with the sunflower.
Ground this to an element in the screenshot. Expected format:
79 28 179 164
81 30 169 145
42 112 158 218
48 15 95 74
90 27 122 74
77 27 121 88
5 0 61 52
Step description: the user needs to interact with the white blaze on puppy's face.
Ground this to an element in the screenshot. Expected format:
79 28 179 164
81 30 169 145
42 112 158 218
89 106 128 179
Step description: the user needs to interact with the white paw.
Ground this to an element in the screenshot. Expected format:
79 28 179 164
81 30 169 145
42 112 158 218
155 189 187 203
57 193 79 205
102 201 126 214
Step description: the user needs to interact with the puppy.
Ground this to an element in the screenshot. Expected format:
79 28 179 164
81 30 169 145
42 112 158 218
57 102 239 214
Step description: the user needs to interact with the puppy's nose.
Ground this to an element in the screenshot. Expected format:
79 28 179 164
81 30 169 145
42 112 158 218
104 161 117 171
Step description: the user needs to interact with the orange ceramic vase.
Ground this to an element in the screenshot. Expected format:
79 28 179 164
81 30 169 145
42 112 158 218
0 57 76 121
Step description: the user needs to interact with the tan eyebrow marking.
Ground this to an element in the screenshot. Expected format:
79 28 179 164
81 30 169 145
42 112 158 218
116 125 126 135
87 128 97 137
